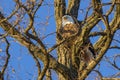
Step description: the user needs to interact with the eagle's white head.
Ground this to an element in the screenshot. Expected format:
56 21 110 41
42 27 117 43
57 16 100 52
62 15 75 27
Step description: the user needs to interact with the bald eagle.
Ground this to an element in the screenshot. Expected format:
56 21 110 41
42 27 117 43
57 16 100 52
60 15 79 39
59 15 96 65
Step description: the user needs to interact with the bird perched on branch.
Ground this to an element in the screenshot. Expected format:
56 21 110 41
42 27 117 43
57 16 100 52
58 15 80 68
60 15 79 39
59 15 96 66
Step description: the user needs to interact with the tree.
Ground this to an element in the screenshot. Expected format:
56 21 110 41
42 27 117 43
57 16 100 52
0 0 120 80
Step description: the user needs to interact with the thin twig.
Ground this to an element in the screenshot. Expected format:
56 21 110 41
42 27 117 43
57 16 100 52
109 46 120 49
106 0 116 16
1 38 10 78
0 5 19 24
93 70 103 80
41 32 56 40
33 0 44 16
89 32 107 37
113 39 120 43
105 56 120 71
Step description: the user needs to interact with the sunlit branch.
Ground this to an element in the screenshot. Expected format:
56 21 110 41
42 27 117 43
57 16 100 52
79 33 113 80
54 0 66 30
94 10 110 32
92 0 102 12
94 2 120 53
0 12 72 80
38 55 49 80
0 0 120 80
45 69 52 80
105 0 115 16
25 33 47 54
24 14 34 33
0 33 9 39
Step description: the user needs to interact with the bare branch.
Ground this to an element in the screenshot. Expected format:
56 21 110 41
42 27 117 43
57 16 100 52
45 69 52 80
38 55 49 80
41 32 56 40
0 0 120 80
78 0 120 79
93 70 103 80
84 5 92 21
0 11 74 80
113 39 120 43
54 0 66 31
24 15 34 33
112 72 120 78
101 2 112 6
109 46 120 49
102 78 120 80
92 0 103 13
0 5 19 24
105 0 115 16
89 32 107 37
113 55 120 70
105 56 120 71
1 38 10 80
33 0 44 16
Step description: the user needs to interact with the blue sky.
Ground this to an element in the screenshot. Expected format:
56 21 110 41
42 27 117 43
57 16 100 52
0 0 120 80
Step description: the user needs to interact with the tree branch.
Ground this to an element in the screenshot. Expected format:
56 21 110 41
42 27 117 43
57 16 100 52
54 0 66 30
79 1 120 79
0 38 10 80
0 11 73 80
66 0 81 18
89 32 107 37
